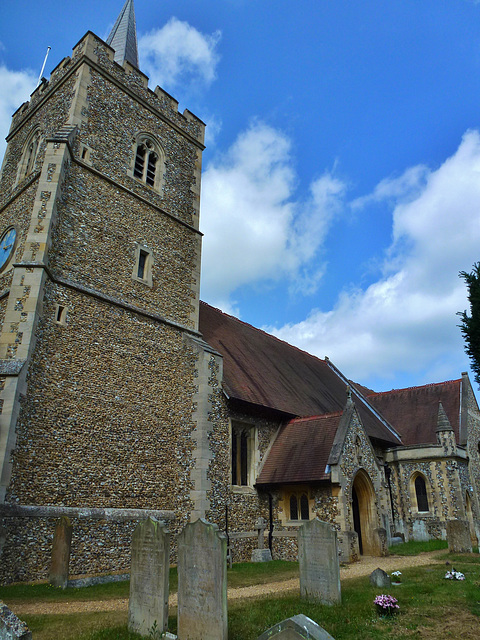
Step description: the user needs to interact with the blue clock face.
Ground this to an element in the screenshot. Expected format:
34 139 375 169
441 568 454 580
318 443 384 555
0 228 16 271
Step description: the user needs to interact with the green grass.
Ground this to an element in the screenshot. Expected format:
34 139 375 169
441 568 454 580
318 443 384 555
227 560 298 587
388 539 448 556
0 561 296 605
5 556 480 640
0 579 131 603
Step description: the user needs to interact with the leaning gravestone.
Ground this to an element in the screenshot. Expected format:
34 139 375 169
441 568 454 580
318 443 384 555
49 516 73 589
256 614 335 640
369 568 391 588
447 519 472 554
128 518 170 637
0 601 32 639
298 518 341 605
177 519 227 640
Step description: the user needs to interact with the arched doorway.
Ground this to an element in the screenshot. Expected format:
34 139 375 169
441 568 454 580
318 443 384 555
351 470 379 555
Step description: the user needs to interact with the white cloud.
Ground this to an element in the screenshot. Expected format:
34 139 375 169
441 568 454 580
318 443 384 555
200 121 345 308
268 130 480 387
138 18 221 91
0 65 36 159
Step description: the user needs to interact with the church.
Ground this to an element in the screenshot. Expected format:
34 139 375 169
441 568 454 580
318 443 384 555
0 1 479 583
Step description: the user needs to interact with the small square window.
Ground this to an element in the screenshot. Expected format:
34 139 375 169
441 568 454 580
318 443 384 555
55 304 67 325
132 244 153 287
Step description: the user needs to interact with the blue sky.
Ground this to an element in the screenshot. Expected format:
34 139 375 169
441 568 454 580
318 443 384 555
1 0 480 392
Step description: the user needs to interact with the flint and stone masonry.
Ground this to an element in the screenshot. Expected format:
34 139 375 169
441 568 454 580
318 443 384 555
0 28 212 583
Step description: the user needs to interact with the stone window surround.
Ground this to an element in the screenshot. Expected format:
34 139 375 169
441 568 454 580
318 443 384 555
131 242 154 288
230 419 258 491
128 133 165 194
410 471 432 514
54 303 67 325
278 486 313 526
15 127 42 187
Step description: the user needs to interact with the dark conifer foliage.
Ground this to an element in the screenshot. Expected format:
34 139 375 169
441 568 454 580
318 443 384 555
458 262 480 387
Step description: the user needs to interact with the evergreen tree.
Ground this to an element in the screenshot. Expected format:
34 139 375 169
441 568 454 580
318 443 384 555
458 262 480 387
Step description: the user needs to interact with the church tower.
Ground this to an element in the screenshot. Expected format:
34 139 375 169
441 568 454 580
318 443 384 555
0 2 224 583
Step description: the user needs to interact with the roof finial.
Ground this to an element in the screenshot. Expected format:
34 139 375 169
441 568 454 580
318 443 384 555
106 0 139 68
346 384 352 404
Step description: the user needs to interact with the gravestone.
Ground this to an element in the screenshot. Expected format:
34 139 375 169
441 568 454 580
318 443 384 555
128 518 170 637
298 518 341 605
374 527 389 556
49 516 73 589
0 601 32 639
251 517 272 562
447 519 472 553
369 568 391 588
256 614 335 640
177 519 227 640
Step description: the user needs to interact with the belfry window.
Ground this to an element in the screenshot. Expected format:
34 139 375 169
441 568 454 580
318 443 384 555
16 128 41 184
131 135 164 192
414 475 429 512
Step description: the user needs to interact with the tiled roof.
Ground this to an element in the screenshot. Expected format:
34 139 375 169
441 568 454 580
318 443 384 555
367 379 461 446
199 302 401 445
256 413 342 484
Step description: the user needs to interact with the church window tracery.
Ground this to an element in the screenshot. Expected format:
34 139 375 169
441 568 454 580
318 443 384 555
130 135 165 192
16 128 42 185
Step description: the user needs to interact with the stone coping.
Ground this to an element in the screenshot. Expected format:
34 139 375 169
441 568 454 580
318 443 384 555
0 505 175 522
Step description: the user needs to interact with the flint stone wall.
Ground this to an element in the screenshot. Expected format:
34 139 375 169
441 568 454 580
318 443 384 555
0 507 174 584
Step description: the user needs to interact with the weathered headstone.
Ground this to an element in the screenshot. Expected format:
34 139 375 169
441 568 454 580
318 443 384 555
251 517 272 562
338 530 359 564
256 614 335 640
0 601 32 639
447 519 472 553
298 518 341 605
128 518 170 637
369 568 391 588
374 527 389 556
49 516 73 589
177 519 227 640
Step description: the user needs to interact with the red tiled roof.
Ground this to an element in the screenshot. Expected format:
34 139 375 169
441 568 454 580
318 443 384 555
256 413 342 484
367 379 461 446
199 302 401 445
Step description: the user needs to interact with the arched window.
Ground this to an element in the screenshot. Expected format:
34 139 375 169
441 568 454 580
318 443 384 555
288 491 310 521
131 135 164 192
414 475 429 512
290 495 298 521
16 128 41 184
300 493 309 520
231 421 256 487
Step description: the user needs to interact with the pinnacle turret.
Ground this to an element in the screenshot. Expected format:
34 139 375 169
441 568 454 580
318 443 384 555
106 0 139 68
436 401 454 433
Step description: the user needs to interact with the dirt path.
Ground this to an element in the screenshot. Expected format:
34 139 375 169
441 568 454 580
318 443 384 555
10 551 446 616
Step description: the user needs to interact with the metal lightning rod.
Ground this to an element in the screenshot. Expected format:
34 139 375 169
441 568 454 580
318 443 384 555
37 46 51 86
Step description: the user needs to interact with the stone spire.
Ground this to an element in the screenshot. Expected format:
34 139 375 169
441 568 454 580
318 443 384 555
106 0 139 68
436 402 453 433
